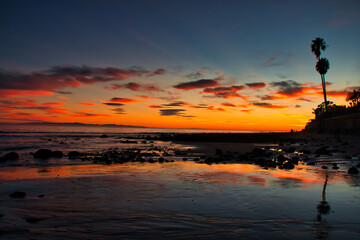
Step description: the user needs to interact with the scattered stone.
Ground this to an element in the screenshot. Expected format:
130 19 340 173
100 134 108 138
24 217 44 223
34 149 53 159
321 166 328 169
9 191 26 198
348 167 359 174
158 157 165 163
148 158 155 163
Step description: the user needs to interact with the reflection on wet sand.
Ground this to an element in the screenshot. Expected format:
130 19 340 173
1 162 359 239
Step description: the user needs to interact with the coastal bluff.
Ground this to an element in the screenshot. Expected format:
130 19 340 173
304 113 360 135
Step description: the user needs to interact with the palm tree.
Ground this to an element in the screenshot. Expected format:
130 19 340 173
346 89 360 107
311 38 329 110
311 38 327 60
316 58 330 110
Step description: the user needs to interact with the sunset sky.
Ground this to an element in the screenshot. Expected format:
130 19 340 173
0 0 359 131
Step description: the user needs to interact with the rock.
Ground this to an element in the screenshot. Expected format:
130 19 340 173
24 217 44 223
277 154 287 163
100 134 108 138
283 162 295 169
158 157 165 163
288 157 299 165
321 166 328 169
285 146 296 153
38 194 45 198
4 152 19 160
9 191 26 198
148 158 155 163
34 149 53 159
251 148 266 157
0 157 6 163
348 167 359 174
52 151 63 158
68 151 81 159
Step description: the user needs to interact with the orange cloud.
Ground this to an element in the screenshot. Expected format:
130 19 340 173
76 102 96 106
149 105 164 108
43 102 66 106
0 89 54 97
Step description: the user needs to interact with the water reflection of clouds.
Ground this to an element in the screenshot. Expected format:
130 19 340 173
271 177 304 188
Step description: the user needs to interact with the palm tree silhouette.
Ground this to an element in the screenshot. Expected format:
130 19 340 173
311 38 326 60
311 38 329 111
316 58 330 110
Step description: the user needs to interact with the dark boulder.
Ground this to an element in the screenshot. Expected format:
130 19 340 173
9 191 26 198
283 162 295 169
100 134 108 138
34 149 53 159
24 217 44 223
285 146 296 153
4 152 19 160
348 167 359 174
68 151 81 159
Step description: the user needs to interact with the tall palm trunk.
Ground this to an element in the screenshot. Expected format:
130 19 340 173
321 74 328 111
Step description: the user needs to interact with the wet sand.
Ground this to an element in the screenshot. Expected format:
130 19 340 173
1 132 360 239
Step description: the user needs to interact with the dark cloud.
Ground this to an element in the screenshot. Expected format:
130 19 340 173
108 97 141 103
189 104 209 109
252 102 287 108
246 82 266 89
0 66 164 96
270 80 304 96
201 85 246 99
297 97 313 102
103 102 125 106
221 102 236 107
162 101 187 107
173 79 219 90
160 109 186 116
55 91 73 94
108 82 161 92
111 108 126 114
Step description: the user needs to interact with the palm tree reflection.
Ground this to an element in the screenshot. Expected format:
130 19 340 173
313 172 331 239
317 173 330 221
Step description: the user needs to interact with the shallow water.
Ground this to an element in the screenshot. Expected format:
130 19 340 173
1 162 359 239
